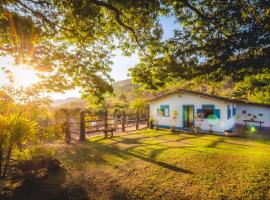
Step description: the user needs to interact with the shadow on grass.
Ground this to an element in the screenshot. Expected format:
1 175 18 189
59 138 193 174
0 167 89 200
206 137 256 149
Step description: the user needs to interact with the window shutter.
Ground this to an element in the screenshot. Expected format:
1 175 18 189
214 109 220 119
232 105 236 116
227 105 231 119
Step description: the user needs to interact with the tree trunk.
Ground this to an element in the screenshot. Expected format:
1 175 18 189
3 143 13 177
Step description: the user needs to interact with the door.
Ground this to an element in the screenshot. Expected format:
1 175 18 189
183 105 194 128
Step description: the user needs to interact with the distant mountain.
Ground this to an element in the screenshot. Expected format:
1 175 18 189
112 79 153 102
51 79 150 109
51 97 87 109
112 79 139 94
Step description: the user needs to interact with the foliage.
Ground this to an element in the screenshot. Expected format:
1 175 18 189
0 87 63 177
129 97 147 111
0 0 164 99
130 0 270 103
233 71 270 104
1 0 269 103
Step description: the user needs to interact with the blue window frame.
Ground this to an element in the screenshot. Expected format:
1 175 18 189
199 104 220 119
159 105 170 117
214 109 221 119
227 105 231 119
202 104 215 109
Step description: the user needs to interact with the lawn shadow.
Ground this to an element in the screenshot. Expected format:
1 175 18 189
0 167 89 200
86 138 193 174
206 137 254 149
123 150 193 174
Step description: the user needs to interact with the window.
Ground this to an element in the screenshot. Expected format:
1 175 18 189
158 105 170 117
202 104 215 118
227 105 231 119
197 105 220 119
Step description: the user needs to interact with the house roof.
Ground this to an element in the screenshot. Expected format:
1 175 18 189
147 89 270 108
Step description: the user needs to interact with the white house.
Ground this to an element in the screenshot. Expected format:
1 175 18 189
148 89 270 134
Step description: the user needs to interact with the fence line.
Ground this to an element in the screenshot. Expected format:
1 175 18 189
58 109 149 142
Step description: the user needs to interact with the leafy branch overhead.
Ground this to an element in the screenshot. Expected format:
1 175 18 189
1 0 270 103
130 1 270 93
0 0 163 99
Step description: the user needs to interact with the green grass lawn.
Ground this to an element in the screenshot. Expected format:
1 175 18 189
56 129 270 200
2 129 270 200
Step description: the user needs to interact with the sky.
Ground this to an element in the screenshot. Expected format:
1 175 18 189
0 17 178 100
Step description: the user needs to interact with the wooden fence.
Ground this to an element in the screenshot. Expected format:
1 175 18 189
60 109 149 142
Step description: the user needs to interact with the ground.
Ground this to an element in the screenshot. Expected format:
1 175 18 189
1 129 270 200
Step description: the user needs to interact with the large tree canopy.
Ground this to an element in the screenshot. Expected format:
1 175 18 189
0 0 165 99
1 0 270 102
130 1 270 93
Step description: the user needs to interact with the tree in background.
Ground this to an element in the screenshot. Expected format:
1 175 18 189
233 71 270 104
130 0 270 103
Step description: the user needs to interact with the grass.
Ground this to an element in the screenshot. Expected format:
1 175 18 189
2 129 270 200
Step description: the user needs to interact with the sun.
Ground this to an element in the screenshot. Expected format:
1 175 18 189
0 55 39 87
0 55 81 100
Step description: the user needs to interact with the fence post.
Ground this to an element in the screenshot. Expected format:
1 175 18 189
136 108 139 130
65 110 71 144
121 110 126 132
79 110 86 141
104 110 108 138
147 104 150 128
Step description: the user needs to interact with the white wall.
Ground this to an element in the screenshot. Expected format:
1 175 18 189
149 92 236 132
236 104 270 128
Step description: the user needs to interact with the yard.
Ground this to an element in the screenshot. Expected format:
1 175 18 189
1 129 270 200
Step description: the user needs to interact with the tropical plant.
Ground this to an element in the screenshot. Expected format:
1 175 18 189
1 113 38 177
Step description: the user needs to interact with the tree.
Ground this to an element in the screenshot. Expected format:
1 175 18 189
0 0 164 99
2 1 270 102
130 0 270 99
233 71 270 104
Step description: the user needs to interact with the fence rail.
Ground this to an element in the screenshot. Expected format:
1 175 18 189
60 109 149 142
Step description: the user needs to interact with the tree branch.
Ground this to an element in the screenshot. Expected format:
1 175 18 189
89 0 149 57
17 0 73 32
181 0 229 38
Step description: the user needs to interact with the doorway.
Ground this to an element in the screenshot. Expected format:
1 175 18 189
183 105 194 128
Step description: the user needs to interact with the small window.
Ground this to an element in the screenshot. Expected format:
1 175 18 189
159 105 169 117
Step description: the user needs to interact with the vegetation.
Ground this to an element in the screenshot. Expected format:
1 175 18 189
2 129 270 199
0 87 63 177
1 1 269 103
1 1 270 199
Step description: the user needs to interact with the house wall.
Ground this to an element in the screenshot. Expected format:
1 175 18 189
149 92 236 133
236 104 270 128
